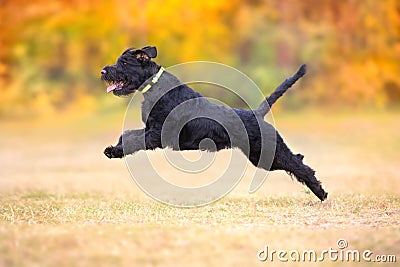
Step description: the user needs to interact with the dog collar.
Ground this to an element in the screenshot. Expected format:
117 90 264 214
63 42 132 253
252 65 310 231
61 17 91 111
140 67 165 93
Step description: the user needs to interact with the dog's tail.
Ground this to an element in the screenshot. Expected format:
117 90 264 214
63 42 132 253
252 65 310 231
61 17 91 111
254 64 307 117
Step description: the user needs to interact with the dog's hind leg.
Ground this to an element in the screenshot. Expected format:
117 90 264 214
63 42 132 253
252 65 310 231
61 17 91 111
272 135 328 201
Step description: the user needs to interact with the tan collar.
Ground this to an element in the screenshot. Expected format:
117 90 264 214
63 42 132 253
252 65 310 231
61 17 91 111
140 67 165 93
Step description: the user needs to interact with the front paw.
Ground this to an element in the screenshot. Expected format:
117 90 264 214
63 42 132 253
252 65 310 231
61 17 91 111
104 146 124 159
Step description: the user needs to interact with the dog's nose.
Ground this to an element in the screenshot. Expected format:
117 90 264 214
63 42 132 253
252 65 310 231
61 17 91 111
101 69 107 75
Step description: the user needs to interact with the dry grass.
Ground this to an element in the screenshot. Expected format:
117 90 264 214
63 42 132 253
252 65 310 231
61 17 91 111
0 110 399 266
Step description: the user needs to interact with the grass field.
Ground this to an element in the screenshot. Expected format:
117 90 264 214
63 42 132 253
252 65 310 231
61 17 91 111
1 110 399 266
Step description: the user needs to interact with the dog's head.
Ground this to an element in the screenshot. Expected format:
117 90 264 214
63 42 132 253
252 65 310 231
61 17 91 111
101 46 158 96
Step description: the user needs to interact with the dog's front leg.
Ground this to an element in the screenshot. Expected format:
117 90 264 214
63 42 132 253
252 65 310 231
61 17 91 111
104 129 145 159
104 129 161 159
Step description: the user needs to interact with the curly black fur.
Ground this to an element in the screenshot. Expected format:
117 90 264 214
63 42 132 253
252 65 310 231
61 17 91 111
101 46 328 201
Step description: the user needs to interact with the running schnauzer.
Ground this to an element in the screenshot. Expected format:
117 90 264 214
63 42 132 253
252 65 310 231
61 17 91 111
101 46 328 201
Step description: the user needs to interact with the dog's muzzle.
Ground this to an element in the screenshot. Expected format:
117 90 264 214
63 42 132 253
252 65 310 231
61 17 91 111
101 67 127 93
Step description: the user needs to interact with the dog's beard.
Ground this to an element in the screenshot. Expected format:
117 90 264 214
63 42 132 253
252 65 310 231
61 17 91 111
111 84 137 96
102 74 137 96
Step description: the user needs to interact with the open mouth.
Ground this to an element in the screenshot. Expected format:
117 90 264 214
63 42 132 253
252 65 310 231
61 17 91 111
106 81 125 93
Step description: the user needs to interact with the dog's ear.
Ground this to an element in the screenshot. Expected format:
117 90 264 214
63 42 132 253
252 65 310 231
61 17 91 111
141 46 157 58
135 46 157 64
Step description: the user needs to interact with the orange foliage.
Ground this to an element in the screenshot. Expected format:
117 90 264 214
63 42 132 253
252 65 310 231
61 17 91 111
1 0 400 117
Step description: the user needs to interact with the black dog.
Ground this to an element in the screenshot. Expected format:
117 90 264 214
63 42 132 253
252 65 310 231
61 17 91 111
101 46 327 201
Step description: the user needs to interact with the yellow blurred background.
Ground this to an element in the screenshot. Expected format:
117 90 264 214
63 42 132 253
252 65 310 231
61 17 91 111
1 0 400 120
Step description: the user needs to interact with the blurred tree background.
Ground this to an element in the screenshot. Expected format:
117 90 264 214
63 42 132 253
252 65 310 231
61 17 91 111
1 0 400 118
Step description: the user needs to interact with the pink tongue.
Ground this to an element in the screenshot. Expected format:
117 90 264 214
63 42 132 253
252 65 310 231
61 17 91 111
107 84 117 93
